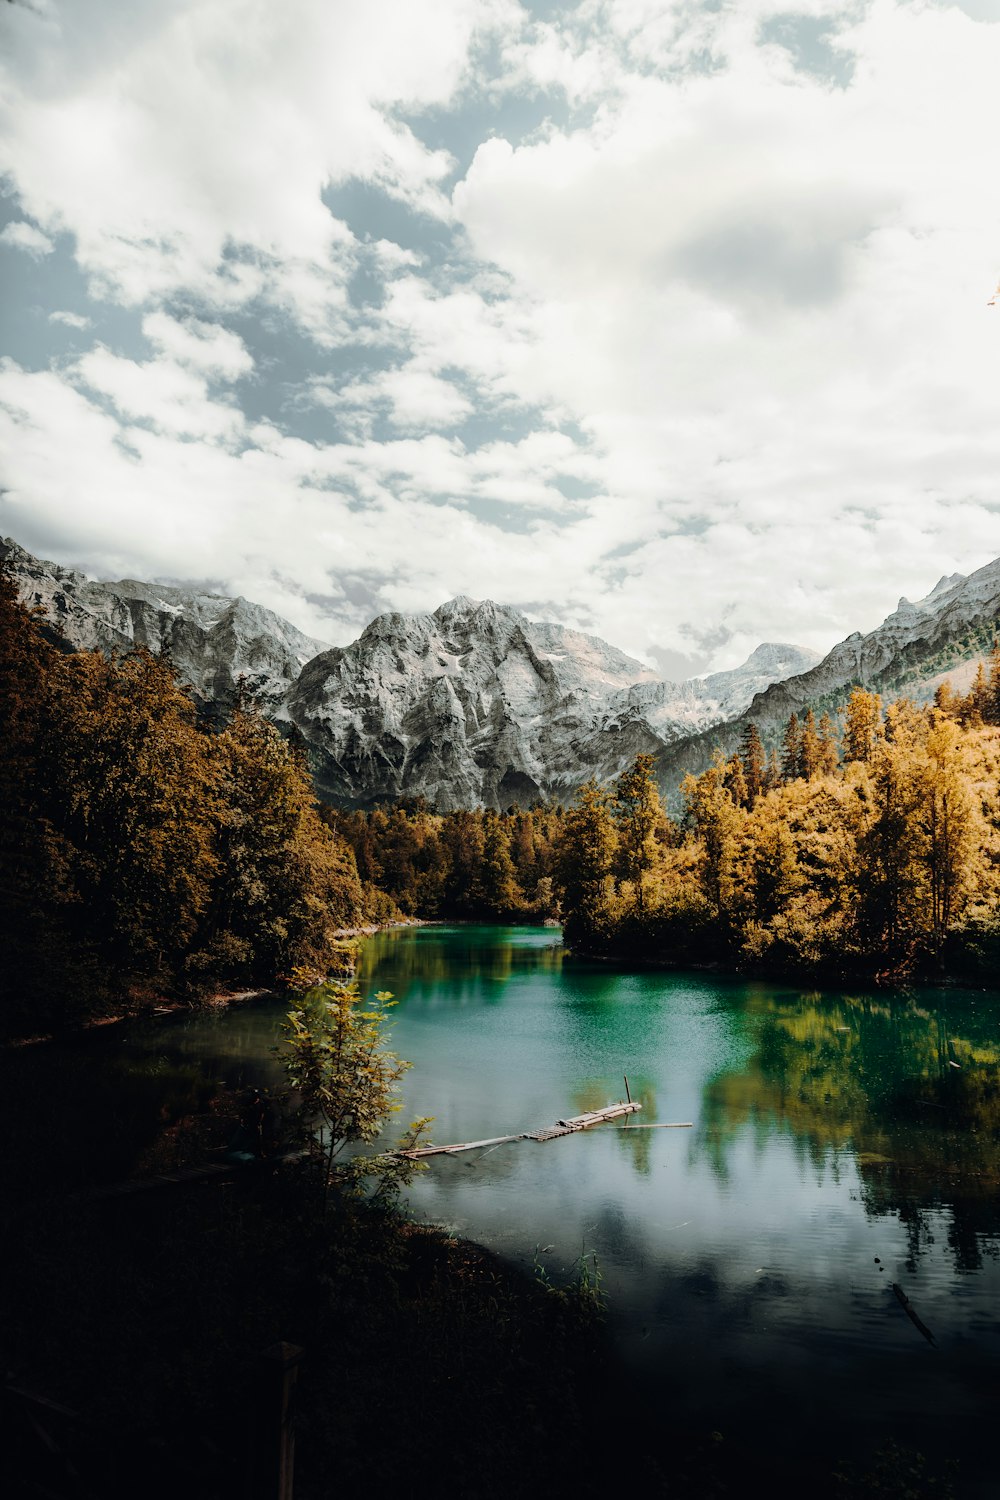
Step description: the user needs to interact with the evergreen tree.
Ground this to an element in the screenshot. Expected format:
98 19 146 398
799 709 822 780
843 689 882 763
479 810 521 914
611 753 662 910
739 722 766 804
781 713 802 782
817 713 839 776
557 782 617 942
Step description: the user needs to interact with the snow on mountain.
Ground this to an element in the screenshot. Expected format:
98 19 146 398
1 537 329 709
599 642 821 745
283 595 667 808
654 556 1000 798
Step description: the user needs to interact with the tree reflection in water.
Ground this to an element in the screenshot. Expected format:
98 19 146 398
698 983 1000 1271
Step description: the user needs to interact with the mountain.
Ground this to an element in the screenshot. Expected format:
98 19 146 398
278 599 819 808
655 559 1000 796
3 538 811 809
1 537 328 710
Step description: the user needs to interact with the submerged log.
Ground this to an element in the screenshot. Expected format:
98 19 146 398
400 1100 642 1158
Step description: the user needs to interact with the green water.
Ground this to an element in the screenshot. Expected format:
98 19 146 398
117 924 1000 1488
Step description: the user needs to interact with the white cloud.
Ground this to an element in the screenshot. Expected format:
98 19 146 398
0 0 515 324
2 0 1000 674
49 309 91 329
0 219 54 255
74 347 246 442
141 312 252 381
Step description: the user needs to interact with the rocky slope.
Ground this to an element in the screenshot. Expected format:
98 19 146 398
655 560 1000 798
1 537 328 710
4 538 812 809
280 599 821 808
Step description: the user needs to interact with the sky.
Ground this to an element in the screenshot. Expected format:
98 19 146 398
1 0 999 677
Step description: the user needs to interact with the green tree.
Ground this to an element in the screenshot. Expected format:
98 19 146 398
557 781 617 942
282 977 429 1207
612 753 662 910
479 809 521 914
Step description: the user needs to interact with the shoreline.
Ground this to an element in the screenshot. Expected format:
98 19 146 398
3 917 428 1050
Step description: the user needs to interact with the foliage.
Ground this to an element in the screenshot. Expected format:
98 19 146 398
557 677 1000 981
280 975 430 1205
0 567 367 1034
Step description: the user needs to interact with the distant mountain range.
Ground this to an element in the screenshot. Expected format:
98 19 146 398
5 536 998 809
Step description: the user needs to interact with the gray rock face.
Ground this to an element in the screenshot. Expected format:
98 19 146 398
0 536 824 808
2 537 329 710
281 596 817 809
655 559 1000 799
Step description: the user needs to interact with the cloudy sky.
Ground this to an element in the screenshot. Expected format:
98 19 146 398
1 0 999 675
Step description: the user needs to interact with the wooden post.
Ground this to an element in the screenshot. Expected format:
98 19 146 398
624 1074 632 1104
258 1342 304 1500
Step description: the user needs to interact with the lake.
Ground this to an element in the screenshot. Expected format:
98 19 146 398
121 923 1000 1492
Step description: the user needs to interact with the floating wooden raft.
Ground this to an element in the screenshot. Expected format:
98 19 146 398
400 1100 642 1159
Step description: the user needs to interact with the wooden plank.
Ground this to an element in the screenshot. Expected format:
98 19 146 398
400 1132 527 1160
616 1122 693 1130
399 1099 643 1157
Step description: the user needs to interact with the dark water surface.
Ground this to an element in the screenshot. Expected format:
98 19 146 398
125 925 1000 1490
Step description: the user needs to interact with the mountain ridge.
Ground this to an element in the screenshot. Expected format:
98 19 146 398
8 534 994 810
3 535 816 807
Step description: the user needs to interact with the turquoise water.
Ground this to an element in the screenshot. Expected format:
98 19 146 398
120 924 1000 1488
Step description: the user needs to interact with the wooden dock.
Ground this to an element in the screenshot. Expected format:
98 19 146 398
399 1100 643 1159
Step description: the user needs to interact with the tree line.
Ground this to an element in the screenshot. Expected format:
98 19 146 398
8 536 1000 1036
555 676 1000 980
0 565 366 1035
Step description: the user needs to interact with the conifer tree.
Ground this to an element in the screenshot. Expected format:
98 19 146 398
843 688 882 763
739 722 766 804
817 713 839 776
479 809 521 914
557 782 617 941
611 754 662 910
799 709 822 780
781 714 802 782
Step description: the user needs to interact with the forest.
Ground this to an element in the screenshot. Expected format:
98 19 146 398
330 672 1000 985
5 552 1000 1042
0 565 366 1037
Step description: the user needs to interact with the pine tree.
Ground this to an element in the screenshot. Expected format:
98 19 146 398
843 688 882 763
739 722 766 804
781 714 802 782
557 782 617 942
612 754 662 910
817 713 839 776
479 810 521 915
799 709 822 780
987 639 1000 725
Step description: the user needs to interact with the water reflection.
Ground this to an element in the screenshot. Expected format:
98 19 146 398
36 925 998 1485
357 923 565 998
700 985 1000 1270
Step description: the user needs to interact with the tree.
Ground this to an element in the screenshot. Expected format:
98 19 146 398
612 753 662 909
817 714 839 776
479 809 521 914
683 754 743 919
282 977 429 1208
557 781 617 941
739 723 766 805
799 709 822 780
922 713 975 943
781 714 802 782
843 689 882 764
